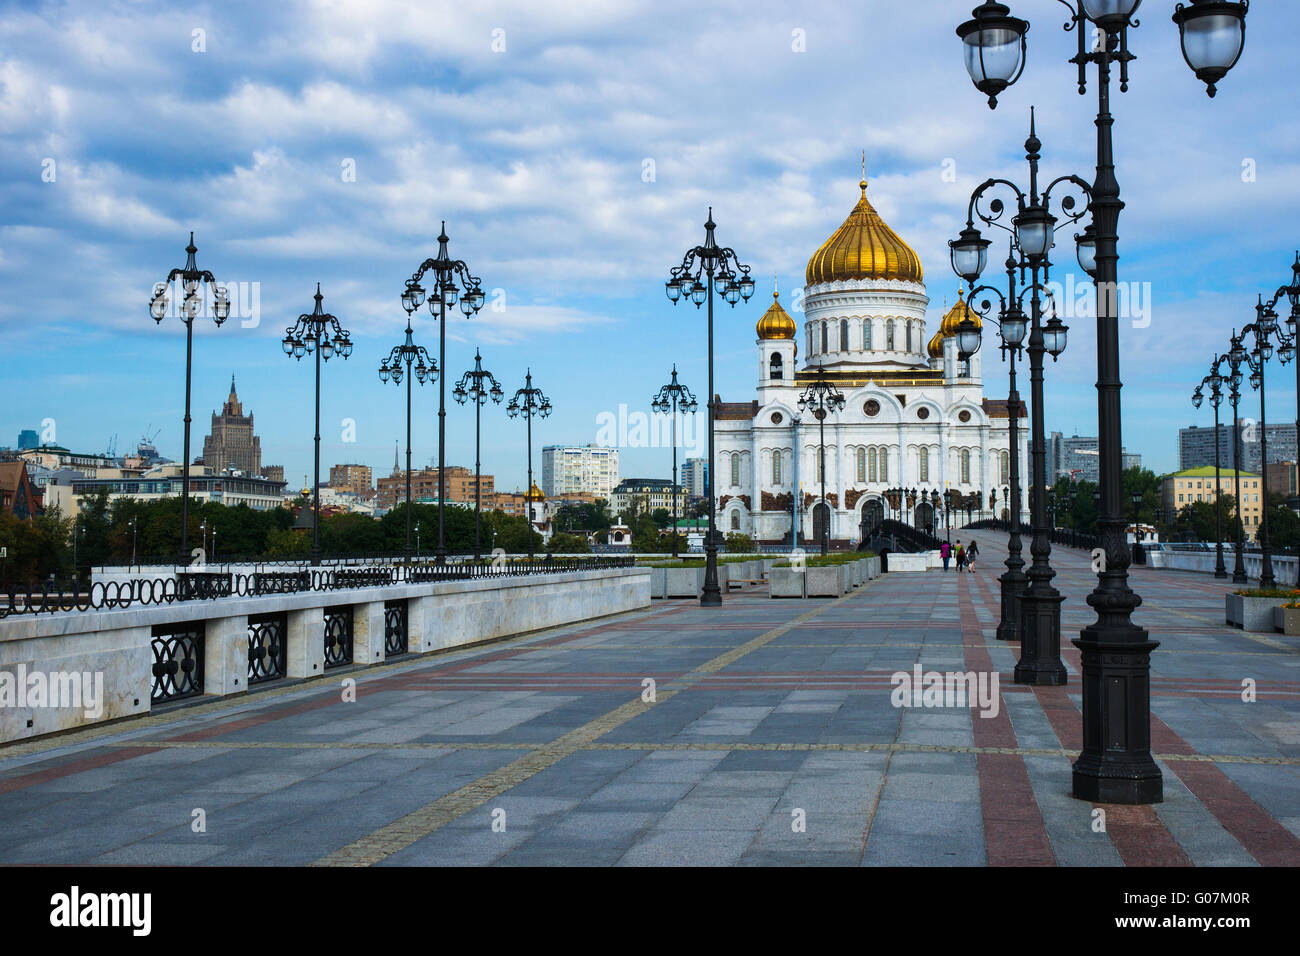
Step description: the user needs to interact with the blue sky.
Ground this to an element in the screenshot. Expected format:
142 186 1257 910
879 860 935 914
2 0 1297 489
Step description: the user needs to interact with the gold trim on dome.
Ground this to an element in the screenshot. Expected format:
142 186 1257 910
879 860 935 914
939 288 980 336
926 329 945 360
805 180 924 287
756 288 796 340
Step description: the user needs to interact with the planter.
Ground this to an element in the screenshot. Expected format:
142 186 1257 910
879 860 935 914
768 567 806 598
1226 593 1289 632
664 564 729 598
648 567 667 599
1274 605 1300 635
806 565 849 597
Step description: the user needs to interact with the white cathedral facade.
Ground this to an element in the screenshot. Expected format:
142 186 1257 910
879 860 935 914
714 178 1030 547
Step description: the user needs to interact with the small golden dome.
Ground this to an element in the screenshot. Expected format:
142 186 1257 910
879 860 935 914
926 330 945 360
939 289 981 336
756 289 796 340
806 180 924 287
525 483 545 501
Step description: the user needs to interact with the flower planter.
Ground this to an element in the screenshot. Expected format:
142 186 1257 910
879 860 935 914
806 565 849 597
664 564 729 598
1225 593 1289 632
1274 605 1300 635
768 567 806 598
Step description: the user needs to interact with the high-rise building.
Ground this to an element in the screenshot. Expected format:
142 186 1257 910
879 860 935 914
679 457 708 498
200 375 282 479
541 445 619 499
1122 452 1142 471
329 463 373 497
16 429 38 451
1050 431 1137 482
1179 422 1294 473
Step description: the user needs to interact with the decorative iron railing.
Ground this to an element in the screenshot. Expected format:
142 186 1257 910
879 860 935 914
384 600 408 656
0 556 636 619
150 622 205 704
323 606 353 669
248 613 288 684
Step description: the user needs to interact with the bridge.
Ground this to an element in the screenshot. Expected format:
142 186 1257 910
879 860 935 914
0 536 1297 866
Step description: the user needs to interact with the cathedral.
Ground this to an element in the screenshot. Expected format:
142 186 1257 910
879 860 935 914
714 177 1030 548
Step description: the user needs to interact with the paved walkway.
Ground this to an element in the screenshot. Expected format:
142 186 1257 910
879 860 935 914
1 535 1297 866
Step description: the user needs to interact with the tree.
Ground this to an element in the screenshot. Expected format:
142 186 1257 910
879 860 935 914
547 532 590 554
725 532 754 553
651 507 671 529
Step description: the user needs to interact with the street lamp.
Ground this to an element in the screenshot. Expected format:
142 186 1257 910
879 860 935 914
453 350 504 562
797 364 846 556
955 245 1028 644
1193 357 1229 577
128 516 138 570
415 522 421 559
651 365 699 558
957 0 1250 806
282 284 353 566
379 315 435 562
665 207 755 605
1238 297 1293 589
506 369 552 562
149 233 230 563
1130 489 1144 565
951 110 1087 683
404 222 487 565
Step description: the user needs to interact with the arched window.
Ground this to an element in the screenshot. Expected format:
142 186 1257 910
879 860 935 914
905 322 913 353
880 447 888 482
856 447 866 482
816 446 824 480
919 447 929 483
807 327 814 356
769 353 783 380
730 510 740 530
999 450 1009 484
868 447 877 482
886 320 896 350
821 321 828 353
840 319 849 351
772 451 782 485
863 319 872 350
960 449 971 484
730 452 741 487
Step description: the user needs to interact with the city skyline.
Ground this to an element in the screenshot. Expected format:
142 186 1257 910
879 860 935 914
3 2 1298 488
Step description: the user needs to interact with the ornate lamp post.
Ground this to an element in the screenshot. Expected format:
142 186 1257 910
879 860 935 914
797 364 846 555
1224 341 1249 583
378 320 436 561
1129 489 1144 564
453 350 504 562
957 0 1249 805
506 370 552 562
955 248 1028 644
403 222 487 565
651 365 699 558
950 111 1085 682
665 208 756 605
282 285 353 566
1192 357 1229 577
149 233 230 563
1237 301 1295 589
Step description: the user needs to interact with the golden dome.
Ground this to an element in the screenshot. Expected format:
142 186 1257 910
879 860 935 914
525 483 545 501
926 330 945 360
806 180 924 287
756 289 796 340
939 289 981 336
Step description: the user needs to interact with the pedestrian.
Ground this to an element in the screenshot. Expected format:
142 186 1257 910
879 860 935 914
941 540 951 571
966 539 979 572
955 540 966 572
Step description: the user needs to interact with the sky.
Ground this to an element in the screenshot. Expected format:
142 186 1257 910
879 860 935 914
2 0 1298 490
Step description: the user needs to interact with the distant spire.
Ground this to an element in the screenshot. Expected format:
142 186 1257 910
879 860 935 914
230 373 236 394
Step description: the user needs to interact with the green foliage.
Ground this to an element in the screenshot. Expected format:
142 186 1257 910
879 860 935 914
725 532 754 553
651 507 670 529
546 532 590 554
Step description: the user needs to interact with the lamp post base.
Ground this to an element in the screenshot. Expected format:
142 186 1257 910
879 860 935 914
701 544 723 607
1071 633 1163 805
995 568 1026 642
1015 588 1067 685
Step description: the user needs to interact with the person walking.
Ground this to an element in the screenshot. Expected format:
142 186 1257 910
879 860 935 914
966 539 980 573
955 540 966 573
940 540 951 571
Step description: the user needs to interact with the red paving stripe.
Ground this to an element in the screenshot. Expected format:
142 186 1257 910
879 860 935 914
960 573 1056 866
1149 714 1300 866
1103 805 1194 866
0 745 160 795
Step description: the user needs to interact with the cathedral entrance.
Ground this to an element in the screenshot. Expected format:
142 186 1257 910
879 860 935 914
914 502 935 536
812 503 831 547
